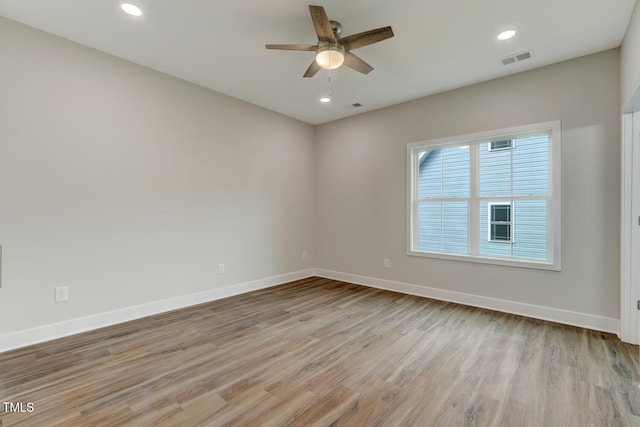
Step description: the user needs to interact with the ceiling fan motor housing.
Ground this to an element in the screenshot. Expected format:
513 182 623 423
330 20 342 36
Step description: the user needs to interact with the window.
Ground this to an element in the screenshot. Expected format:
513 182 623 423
488 202 512 242
489 139 514 151
407 121 561 270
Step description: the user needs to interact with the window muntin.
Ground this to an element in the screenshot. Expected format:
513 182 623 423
408 121 561 270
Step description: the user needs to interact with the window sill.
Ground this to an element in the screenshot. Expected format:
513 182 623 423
407 249 561 271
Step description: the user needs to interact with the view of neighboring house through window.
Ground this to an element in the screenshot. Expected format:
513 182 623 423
408 121 561 270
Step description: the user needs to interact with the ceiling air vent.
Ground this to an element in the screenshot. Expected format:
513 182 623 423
500 50 534 66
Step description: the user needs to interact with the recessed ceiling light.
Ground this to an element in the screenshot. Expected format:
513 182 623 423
320 97 331 103
121 3 142 16
497 30 516 41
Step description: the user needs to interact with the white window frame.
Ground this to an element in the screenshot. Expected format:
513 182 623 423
407 120 562 271
487 202 513 243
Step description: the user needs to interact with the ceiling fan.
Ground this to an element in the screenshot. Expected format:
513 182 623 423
265 5 394 78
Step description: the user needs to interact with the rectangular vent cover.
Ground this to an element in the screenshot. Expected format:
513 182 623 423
500 50 534 66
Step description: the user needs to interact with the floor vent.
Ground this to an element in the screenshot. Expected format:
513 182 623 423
500 50 533 66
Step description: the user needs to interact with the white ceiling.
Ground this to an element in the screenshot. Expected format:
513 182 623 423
0 0 636 124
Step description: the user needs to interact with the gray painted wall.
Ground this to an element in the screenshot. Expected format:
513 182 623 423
315 49 621 319
0 18 315 335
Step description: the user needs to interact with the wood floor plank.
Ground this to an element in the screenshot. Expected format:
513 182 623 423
0 277 638 426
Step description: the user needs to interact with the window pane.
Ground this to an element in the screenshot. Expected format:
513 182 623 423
491 224 511 241
417 202 441 251
479 143 511 196
512 199 547 260
442 202 468 253
418 149 442 198
442 146 469 198
417 201 468 253
513 135 548 196
491 204 510 222
418 147 470 199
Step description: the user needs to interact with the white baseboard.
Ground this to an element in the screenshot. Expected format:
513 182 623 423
0 269 315 353
315 269 621 336
1 268 622 353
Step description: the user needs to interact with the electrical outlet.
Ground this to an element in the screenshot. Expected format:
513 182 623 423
302 251 308 260
55 286 69 303
383 258 391 269
218 263 225 274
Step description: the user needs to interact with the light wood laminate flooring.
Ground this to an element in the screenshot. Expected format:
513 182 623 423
1 277 639 426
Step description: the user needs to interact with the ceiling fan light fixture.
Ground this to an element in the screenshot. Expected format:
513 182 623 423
315 45 344 70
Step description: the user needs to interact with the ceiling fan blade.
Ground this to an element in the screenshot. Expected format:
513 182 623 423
309 5 336 43
343 52 374 74
339 26 394 51
265 44 317 51
303 59 321 78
